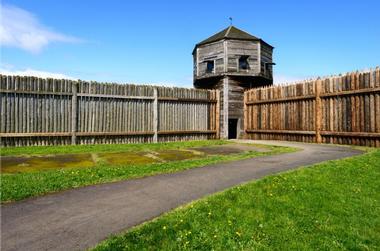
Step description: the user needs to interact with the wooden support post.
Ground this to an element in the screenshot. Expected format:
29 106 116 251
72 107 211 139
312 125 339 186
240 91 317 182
71 81 78 145
153 88 158 143
223 40 228 73
223 76 229 139
258 42 261 73
315 79 322 143
215 90 220 139
243 91 248 139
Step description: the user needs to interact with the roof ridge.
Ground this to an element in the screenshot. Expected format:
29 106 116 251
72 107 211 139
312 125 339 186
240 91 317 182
194 25 273 50
224 26 233 38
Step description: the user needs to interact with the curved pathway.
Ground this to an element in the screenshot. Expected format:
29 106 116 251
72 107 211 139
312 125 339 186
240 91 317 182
1 141 362 251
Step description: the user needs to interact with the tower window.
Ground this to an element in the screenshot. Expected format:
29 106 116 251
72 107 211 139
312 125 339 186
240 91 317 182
239 56 249 70
206 60 214 73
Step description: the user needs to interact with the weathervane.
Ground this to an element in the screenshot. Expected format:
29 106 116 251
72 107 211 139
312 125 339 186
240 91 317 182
229 17 233 26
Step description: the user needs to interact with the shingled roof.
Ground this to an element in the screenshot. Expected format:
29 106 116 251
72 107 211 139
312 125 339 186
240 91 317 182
194 25 273 50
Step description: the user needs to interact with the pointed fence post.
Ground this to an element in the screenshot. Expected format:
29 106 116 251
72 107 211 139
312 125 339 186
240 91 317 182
243 91 248 139
215 90 220 139
315 79 322 143
71 81 78 145
153 88 158 143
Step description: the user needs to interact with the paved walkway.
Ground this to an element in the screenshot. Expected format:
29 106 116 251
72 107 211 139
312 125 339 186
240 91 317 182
1 141 362 251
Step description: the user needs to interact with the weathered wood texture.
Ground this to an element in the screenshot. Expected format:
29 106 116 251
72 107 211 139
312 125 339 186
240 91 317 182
196 41 225 78
0 75 220 146
244 68 380 147
260 44 273 79
194 39 272 83
227 40 259 74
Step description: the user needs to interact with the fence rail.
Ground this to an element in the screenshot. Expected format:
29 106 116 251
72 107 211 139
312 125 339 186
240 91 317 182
244 67 380 147
0 75 220 146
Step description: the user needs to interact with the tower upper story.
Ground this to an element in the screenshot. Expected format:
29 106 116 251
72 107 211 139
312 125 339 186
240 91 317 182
193 26 274 87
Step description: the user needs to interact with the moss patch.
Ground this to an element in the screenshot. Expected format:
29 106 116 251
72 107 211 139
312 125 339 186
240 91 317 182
154 149 204 161
98 152 158 166
1 154 94 174
1 144 272 174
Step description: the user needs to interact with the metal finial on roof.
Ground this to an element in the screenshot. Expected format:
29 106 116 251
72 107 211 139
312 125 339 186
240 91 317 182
229 17 233 26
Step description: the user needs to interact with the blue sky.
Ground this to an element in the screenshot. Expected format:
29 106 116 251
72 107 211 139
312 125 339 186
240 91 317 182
1 0 379 87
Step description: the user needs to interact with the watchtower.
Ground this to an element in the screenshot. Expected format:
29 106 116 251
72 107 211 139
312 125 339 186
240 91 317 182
193 25 274 139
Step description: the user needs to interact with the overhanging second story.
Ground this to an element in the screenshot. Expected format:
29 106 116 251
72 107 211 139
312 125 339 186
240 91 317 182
193 26 274 84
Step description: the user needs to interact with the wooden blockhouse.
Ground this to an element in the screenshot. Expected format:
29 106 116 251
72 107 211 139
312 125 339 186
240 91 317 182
193 25 274 139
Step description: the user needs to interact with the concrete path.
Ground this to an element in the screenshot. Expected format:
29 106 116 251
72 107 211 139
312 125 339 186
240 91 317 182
1 141 362 251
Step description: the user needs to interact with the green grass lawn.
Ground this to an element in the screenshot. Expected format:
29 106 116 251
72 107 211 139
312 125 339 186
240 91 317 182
94 148 380 251
1 140 228 156
1 140 295 202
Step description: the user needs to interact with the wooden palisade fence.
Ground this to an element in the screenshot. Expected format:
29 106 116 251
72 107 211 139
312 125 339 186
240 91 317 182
0 75 220 146
244 67 380 147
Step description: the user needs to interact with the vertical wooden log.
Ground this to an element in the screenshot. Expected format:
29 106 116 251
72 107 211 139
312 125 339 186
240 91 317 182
243 90 248 139
315 79 322 143
153 88 158 143
223 76 229 139
215 89 220 139
71 81 78 145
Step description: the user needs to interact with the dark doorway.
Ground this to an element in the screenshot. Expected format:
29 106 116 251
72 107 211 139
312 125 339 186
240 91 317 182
228 119 238 139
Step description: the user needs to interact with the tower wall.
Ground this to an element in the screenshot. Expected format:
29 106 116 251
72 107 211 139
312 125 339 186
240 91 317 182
193 26 274 139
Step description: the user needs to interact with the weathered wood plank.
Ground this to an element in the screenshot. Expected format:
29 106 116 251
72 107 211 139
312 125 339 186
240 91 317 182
320 87 380 98
320 131 380 138
158 130 216 135
153 88 158 142
1 132 72 137
71 82 78 145
158 97 217 103
244 69 380 146
245 129 316 135
0 89 73 96
246 94 316 105
215 90 220 139
315 79 322 143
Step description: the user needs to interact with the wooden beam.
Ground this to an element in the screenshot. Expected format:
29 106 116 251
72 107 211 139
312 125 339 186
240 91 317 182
257 41 261 74
0 88 217 112
320 87 380 98
158 130 216 135
158 97 217 103
223 76 229 139
320 131 380 138
0 89 73 96
78 93 155 100
76 131 155 136
223 40 228 73
196 47 200 77
245 94 316 105
245 129 316 135
0 132 72 137
0 130 217 138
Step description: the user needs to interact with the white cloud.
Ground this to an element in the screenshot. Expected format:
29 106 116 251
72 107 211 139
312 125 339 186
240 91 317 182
152 82 191 88
0 68 76 80
0 66 193 87
0 4 82 53
273 74 313 85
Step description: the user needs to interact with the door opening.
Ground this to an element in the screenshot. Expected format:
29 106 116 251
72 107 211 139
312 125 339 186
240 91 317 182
228 119 238 139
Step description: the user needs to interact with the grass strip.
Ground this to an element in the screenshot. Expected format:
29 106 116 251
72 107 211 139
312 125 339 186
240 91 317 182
0 140 229 156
